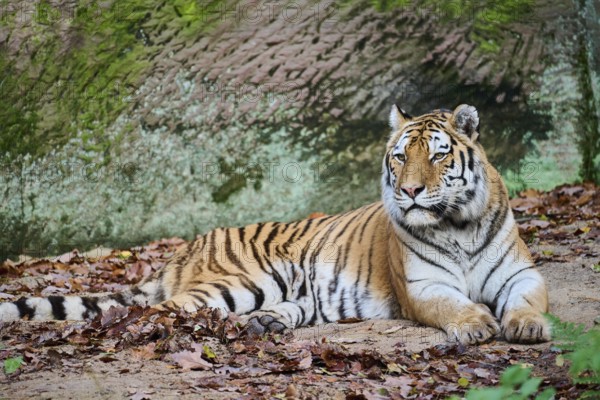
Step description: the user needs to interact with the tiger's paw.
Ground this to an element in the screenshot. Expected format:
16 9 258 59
445 304 500 345
501 309 551 343
242 313 288 337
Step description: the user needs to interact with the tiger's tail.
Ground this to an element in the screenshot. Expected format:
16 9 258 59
0 280 162 322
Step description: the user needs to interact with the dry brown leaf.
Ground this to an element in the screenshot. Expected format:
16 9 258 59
170 350 212 370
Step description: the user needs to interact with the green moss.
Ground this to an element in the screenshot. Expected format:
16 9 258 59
363 0 535 54
0 0 218 164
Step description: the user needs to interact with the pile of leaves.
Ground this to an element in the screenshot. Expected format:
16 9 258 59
0 238 187 300
511 183 600 265
1 302 580 398
1 184 599 398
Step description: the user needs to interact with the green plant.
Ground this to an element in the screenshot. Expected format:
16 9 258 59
547 314 600 397
3 356 24 375
449 365 555 400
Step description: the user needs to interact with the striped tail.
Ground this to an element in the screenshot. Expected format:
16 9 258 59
0 285 158 322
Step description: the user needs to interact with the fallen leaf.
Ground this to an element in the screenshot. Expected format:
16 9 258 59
337 317 363 324
380 325 403 334
130 390 155 400
170 350 212 370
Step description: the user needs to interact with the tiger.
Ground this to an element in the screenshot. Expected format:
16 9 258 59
0 104 550 344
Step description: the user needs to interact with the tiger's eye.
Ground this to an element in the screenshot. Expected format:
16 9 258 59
433 153 445 160
395 154 406 162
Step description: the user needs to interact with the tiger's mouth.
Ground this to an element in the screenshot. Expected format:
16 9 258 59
405 202 447 218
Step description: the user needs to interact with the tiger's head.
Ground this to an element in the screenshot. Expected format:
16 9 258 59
382 104 494 229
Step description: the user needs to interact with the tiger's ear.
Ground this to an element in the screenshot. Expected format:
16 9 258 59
389 105 412 131
451 104 480 142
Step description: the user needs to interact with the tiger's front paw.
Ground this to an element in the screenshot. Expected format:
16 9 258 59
501 309 551 343
445 304 500 345
242 313 288 337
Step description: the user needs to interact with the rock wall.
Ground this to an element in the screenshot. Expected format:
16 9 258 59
0 0 597 259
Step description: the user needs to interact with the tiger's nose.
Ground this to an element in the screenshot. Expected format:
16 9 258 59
401 185 425 199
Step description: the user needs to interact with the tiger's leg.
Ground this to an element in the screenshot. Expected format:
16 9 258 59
495 269 550 343
406 283 500 345
156 277 267 315
241 301 308 336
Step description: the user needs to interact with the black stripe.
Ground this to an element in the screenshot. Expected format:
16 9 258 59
428 120 444 130
248 240 268 273
207 230 228 274
225 228 249 273
48 296 67 320
251 223 265 242
268 262 288 300
402 241 460 280
338 288 347 319
155 285 166 303
263 223 281 256
366 238 374 286
494 270 535 317
458 150 467 185
189 287 212 297
298 279 307 297
188 293 207 306
283 219 313 252
14 297 35 319
352 254 364 318
209 283 236 312
395 218 455 261
239 275 265 310
328 251 343 301
299 306 306 326
172 241 194 294
480 241 517 294
316 286 330 323
418 282 461 297
110 292 130 306
332 211 362 242
314 215 336 226
308 223 337 266
467 201 508 260
384 152 393 185
358 204 381 243
467 147 474 171
279 223 291 235
406 278 427 283
81 297 102 319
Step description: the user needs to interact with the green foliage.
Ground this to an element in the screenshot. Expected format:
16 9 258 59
449 365 555 400
3 356 24 375
547 314 600 394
